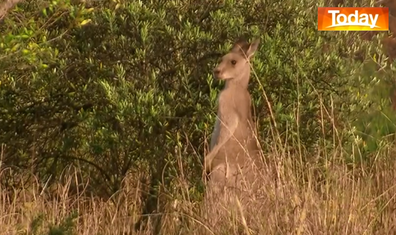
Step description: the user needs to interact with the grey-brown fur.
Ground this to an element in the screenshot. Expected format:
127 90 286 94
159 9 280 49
205 38 262 192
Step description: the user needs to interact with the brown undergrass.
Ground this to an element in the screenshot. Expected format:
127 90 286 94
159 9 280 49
1 142 396 235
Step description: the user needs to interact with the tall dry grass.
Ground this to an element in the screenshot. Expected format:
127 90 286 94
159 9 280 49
1 143 396 235
2 120 396 235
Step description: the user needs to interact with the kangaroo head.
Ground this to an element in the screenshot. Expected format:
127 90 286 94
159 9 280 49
213 38 260 82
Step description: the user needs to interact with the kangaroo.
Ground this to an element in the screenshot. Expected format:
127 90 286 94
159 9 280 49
205 38 261 192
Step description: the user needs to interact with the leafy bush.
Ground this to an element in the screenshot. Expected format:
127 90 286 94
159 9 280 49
1 0 396 231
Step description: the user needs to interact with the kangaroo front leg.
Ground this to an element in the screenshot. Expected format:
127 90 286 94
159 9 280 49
205 115 238 172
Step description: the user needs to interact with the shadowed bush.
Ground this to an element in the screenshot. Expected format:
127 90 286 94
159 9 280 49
1 0 396 233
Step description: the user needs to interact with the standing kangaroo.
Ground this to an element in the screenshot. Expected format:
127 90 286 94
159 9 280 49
205 38 261 192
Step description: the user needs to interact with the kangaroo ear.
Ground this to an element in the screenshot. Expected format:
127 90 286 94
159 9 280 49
231 39 250 54
245 39 260 59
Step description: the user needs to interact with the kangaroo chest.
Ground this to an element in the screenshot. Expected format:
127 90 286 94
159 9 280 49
217 87 254 141
218 88 251 124
213 87 258 164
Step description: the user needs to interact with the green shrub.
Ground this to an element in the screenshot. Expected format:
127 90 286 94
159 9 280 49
1 0 396 230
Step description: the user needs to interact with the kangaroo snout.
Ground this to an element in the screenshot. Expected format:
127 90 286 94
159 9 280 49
213 68 221 78
213 67 227 80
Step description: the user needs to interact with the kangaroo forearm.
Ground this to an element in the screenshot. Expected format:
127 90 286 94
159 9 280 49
205 117 238 171
209 118 220 150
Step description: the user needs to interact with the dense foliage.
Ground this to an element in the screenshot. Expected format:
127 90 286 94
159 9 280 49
1 0 396 231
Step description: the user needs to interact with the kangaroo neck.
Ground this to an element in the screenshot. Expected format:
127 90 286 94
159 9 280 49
225 73 250 89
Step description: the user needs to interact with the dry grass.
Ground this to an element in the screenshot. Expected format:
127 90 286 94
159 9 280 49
1 143 396 235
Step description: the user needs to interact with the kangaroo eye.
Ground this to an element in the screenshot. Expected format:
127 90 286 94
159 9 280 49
231 60 237 65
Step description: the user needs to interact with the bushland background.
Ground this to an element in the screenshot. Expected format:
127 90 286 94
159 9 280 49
2 0 396 234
